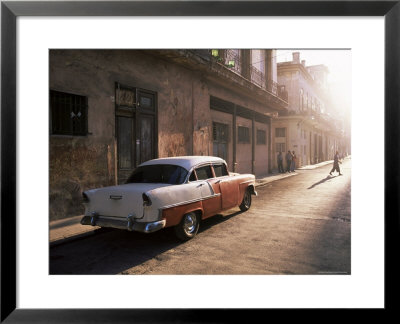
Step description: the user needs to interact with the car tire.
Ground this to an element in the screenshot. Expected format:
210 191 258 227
174 211 200 241
239 188 252 211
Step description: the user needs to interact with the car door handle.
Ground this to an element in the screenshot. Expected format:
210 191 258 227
215 180 222 184
197 183 204 188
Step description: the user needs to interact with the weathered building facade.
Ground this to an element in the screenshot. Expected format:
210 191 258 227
271 52 344 169
49 49 288 220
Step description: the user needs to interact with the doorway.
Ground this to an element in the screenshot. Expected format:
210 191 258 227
212 122 229 161
115 83 157 184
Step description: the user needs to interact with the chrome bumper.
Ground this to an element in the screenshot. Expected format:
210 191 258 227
80 214 166 233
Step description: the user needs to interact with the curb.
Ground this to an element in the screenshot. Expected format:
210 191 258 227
50 229 98 248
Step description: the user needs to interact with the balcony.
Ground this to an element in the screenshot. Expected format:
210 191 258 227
250 66 264 89
250 66 288 102
224 49 242 74
217 51 287 103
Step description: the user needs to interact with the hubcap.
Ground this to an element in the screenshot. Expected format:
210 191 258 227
183 213 197 234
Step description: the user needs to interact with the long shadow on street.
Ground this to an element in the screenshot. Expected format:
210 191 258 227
307 174 341 189
49 210 243 275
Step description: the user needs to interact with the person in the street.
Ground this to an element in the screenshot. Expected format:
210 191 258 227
277 151 284 173
285 150 292 173
291 150 297 172
330 151 342 175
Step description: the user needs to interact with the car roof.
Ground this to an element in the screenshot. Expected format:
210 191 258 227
139 156 226 171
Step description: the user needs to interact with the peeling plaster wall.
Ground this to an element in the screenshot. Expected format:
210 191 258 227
192 77 212 157
49 50 210 220
49 50 278 220
50 50 117 220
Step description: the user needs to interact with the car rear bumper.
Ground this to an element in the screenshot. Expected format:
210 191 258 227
80 215 166 233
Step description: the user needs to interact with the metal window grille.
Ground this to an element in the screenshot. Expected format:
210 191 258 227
238 126 250 143
50 90 88 136
276 143 286 153
257 129 266 145
275 128 286 137
213 122 229 142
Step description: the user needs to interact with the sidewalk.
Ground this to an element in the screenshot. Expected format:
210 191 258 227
297 160 333 170
49 159 339 247
50 215 101 247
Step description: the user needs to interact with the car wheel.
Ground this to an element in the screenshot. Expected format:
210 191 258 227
239 188 252 211
174 212 200 241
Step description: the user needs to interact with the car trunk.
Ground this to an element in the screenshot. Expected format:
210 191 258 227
84 183 171 218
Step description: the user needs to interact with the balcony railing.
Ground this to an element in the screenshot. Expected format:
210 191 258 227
225 49 242 74
277 85 288 102
266 79 278 96
250 66 287 101
250 66 264 89
212 49 288 103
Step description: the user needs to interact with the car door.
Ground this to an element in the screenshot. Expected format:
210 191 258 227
193 164 222 218
213 163 239 210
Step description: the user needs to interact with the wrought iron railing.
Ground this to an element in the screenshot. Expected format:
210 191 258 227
277 85 288 102
212 49 288 103
225 49 242 74
249 65 288 101
250 65 264 88
266 79 278 96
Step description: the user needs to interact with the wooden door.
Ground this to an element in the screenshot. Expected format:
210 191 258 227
115 84 157 184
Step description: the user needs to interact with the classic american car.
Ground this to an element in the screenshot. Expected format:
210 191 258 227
81 156 257 240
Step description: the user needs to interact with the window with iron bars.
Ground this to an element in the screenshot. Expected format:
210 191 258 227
257 129 266 145
238 126 250 143
50 90 88 136
213 122 229 142
275 128 286 138
276 143 286 153
213 122 229 161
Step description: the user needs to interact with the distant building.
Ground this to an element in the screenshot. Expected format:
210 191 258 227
49 49 288 220
272 52 344 169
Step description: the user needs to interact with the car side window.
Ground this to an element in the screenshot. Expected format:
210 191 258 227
195 165 213 180
188 171 197 182
213 164 229 177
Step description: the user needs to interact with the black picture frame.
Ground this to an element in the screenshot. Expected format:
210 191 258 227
1 0 399 322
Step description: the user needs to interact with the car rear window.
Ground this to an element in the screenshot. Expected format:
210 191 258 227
126 164 188 184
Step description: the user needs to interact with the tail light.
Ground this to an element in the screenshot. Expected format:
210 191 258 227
142 193 152 206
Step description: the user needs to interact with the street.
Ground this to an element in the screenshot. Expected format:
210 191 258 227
50 158 351 275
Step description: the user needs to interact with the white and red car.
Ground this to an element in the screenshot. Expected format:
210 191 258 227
81 156 257 240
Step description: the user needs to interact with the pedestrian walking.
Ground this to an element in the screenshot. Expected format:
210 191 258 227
277 151 284 173
291 151 297 172
285 150 292 173
330 151 342 175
